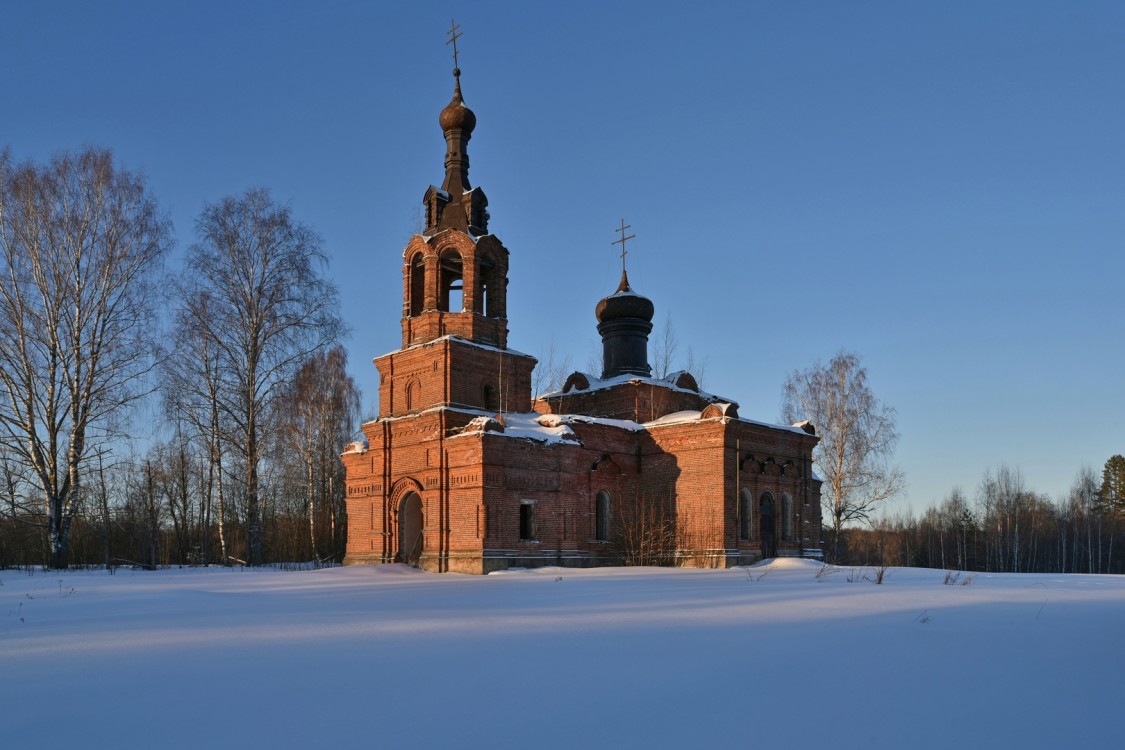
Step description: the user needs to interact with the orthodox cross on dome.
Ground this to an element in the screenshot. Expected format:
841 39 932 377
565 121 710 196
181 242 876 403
446 19 463 75
612 219 635 276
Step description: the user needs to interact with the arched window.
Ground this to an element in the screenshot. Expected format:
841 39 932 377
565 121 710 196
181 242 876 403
439 250 463 312
739 487 753 540
408 254 425 317
404 380 416 410
479 256 503 318
595 491 611 541
483 383 498 411
782 493 793 541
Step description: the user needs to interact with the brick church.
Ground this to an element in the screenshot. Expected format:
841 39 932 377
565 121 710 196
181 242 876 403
342 59 822 574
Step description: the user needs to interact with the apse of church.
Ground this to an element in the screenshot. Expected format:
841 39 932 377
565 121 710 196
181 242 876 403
341 27 822 573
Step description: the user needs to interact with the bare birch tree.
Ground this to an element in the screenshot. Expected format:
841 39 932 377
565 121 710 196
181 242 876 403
177 188 343 565
161 291 231 564
0 148 170 567
1065 466 1103 573
532 336 572 397
652 312 678 379
781 351 904 560
275 346 359 560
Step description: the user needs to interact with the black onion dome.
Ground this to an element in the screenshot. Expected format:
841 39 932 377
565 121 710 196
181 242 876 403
595 270 655 323
439 74 477 133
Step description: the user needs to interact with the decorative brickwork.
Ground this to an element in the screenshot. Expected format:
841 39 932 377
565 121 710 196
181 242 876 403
341 64 822 573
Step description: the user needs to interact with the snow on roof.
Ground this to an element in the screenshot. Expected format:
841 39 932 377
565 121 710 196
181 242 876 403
363 401 813 442
449 410 651 444
378 335 534 361
451 411 581 445
733 416 823 437
503 413 580 444
644 409 824 437
537 370 730 403
562 414 646 432
647 410 704 426
341 436 369 455
791 419 817 436
419 222 479 244
363 404 496 428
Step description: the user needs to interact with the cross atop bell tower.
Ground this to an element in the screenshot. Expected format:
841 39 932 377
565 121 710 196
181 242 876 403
422 20 488 236
446 19 463 71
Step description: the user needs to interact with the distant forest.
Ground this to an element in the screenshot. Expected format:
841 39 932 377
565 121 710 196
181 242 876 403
842 459 1125 574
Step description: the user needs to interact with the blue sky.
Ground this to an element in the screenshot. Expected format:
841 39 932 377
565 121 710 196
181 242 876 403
4 1 1122 515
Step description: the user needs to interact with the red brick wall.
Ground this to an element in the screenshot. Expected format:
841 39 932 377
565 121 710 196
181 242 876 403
377 337 535 418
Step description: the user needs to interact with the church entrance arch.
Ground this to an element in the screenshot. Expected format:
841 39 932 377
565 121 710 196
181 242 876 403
399 492 424 565
759 493 776 559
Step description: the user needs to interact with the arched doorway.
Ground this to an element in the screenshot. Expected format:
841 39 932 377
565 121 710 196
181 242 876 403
399 492 423 565
759 493 776 559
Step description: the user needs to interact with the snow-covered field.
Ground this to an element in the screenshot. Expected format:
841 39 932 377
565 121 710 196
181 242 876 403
3 559 1122 749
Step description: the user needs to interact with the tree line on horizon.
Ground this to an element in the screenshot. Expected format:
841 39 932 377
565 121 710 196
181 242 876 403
780 349 1124 574
838 458 1125 574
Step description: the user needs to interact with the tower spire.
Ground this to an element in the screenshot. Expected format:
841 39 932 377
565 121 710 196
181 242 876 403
437 20 475 197
424 19 489 235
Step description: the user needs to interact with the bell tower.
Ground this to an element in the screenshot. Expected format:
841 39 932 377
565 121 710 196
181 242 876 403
375 26 535 419
400 54 508 350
